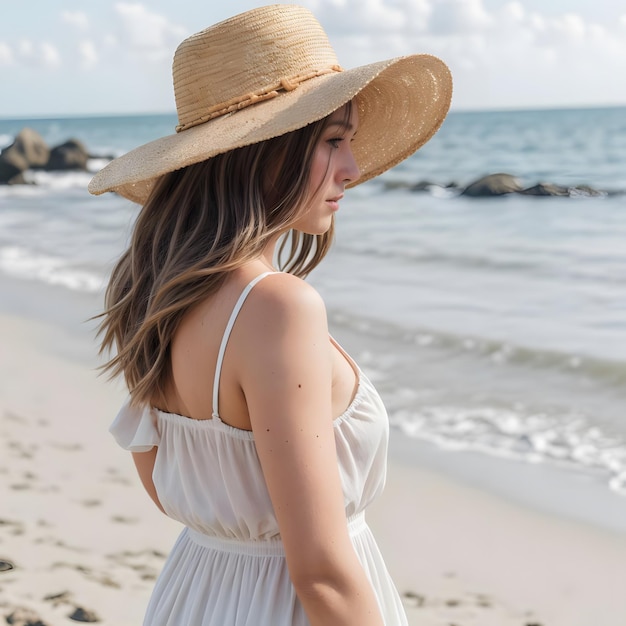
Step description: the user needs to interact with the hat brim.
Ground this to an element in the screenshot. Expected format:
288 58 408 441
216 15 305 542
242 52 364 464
88 54 452 204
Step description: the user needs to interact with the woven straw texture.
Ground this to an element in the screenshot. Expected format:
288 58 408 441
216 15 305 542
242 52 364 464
88 4 452 204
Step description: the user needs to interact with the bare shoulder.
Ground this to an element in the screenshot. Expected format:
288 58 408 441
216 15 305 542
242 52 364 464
240 272 327 332
252 271 325 309
232 272 331 388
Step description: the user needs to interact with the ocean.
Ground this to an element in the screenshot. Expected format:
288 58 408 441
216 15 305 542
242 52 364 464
1 107 625 528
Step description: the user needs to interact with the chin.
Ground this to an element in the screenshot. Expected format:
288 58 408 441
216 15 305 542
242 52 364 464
301 217 334 236
290 211 334 237
302 225 332 236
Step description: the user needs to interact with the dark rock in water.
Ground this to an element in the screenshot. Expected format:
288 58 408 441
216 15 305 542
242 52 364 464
68 607 100 623
571 184 604 197
0 127 50 184
46 139 89 171
7 172 30 185
461 173 523 197
6 608 49 626
520 182 569 196
2 127 49 168
383 180 413 191
520 183 604 197
0 155 24 183
410 180 436 192
88 151 115 161
0 145 28 184
15 128 50 167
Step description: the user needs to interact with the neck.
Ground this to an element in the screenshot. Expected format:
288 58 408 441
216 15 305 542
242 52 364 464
260 233 281 271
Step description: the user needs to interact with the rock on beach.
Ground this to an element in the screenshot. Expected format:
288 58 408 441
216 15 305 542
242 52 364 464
384 173 610 198
47 139 90 171
0 128 91 184
461 173 523 197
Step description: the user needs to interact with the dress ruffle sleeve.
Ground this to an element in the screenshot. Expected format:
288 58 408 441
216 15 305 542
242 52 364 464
109 400 161 452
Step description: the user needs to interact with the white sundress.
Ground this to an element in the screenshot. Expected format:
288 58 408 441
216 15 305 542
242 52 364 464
110 272 408 625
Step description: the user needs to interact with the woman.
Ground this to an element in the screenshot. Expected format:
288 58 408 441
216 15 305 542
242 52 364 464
89 5 451 625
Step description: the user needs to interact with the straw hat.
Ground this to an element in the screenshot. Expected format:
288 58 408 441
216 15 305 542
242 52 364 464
88 4 452 204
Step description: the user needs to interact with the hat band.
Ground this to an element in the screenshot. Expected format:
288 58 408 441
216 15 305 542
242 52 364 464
176 65 343 133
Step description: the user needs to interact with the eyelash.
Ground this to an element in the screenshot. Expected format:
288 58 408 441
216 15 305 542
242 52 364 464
327 137 343 149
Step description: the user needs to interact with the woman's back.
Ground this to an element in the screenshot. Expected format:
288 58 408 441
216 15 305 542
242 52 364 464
157 268 359 429
110 270 408 625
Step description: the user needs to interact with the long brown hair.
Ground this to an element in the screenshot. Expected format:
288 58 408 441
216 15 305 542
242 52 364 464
98 103 352 406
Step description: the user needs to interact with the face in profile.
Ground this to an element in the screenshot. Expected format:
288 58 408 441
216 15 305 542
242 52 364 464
290 104 360 235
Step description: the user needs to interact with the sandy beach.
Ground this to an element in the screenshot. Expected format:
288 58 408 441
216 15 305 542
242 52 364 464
2 309 626 626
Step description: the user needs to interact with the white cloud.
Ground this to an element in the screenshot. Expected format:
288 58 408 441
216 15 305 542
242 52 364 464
0 42 13 66
79 40 99 69
18 39 35 59
501 2 524 23
114 3 187 61
304 0 626 109
528 12 545 32
554 13 586 42
304 0 430 34
588 24 605 41
40 43 61 68
15 39 61 68
62 10 89 31
429 0 492 35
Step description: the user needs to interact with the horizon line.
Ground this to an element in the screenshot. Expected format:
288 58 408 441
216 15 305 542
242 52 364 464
1 102 625 122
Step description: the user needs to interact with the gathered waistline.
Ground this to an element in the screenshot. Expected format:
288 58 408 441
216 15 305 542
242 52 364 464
185 512 367 557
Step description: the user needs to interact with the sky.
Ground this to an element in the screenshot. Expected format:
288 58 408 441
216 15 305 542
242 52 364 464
1 0 625 117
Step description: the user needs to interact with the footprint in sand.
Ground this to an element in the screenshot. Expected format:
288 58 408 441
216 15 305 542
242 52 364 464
3 411 28 423
43 590 73 606
0 518 24 530
9 483 32 491
79 499 102 508
51 561 120 589
103 467 132 485
107 549 166 582
50 442 83 452
0 520 25 539
402 586 544 625
110 515 138 524
401 590 425 607
41 594 101 624
10 472 39 492
68 606 100 623
0 558 16 572
4 607 49 626
5 440 37 460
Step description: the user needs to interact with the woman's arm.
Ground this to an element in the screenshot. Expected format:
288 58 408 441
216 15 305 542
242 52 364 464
131 448 166 514
236 272 384 626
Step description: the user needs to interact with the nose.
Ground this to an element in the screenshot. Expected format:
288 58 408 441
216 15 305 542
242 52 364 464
342 144 360 184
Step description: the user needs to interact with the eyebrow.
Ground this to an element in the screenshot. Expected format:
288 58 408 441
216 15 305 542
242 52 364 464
326 121 356 132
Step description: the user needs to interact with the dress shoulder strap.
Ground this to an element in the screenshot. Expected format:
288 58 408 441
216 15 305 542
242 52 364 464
212 271 275 419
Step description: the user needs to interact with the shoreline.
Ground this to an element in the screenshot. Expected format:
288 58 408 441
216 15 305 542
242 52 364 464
370 437 626 626
388 434 626 535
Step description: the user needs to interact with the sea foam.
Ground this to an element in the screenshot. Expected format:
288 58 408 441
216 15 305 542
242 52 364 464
0 246 104 293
